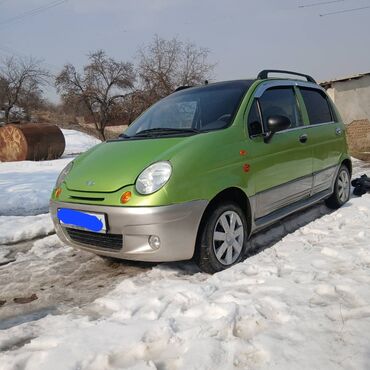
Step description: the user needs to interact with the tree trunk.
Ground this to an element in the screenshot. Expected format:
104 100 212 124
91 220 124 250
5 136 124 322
98 125 106 141
90 112 106 141
4 107 11 123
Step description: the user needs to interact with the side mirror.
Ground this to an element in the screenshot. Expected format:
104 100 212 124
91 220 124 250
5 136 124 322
264 115 291 143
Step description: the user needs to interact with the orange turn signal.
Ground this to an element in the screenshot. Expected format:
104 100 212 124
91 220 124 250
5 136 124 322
120 191 132 204
55 188 62 198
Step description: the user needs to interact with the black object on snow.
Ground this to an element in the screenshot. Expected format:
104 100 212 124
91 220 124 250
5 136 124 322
351 174 370 197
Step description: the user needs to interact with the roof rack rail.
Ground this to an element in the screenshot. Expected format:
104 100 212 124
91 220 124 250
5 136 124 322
257 70 316 83
174 85 193 93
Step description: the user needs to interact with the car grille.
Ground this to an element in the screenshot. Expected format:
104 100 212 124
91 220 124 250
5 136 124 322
65 227 123 251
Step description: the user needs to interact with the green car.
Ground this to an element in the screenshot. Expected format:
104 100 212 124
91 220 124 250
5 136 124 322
50 70 351 273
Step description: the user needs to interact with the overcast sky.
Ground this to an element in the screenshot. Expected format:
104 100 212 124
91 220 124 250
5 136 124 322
1 0 370 102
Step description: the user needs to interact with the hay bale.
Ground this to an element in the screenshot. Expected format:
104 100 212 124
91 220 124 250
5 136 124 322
0 123 65 162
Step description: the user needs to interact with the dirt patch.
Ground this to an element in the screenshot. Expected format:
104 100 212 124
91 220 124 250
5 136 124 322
0 235 153 324
13 294 38 304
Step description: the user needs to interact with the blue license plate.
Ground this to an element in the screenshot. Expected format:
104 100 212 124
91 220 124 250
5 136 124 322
57 208 107 233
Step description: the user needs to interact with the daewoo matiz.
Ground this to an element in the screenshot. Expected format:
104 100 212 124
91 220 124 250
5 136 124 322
50 70 351 273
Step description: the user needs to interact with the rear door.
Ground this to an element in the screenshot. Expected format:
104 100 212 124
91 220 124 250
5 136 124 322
298 87 345 194
247 83 313 219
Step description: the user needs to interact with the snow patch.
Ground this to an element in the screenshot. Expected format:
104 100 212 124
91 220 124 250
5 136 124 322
0 214 53 245
1 192 370 369
0 129 100 216
1 154 370 368
61 129 100 157
0 157 73 216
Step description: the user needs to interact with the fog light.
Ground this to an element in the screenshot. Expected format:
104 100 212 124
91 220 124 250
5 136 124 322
148 235 161 250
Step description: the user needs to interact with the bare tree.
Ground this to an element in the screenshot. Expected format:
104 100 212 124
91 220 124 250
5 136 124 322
0 56 49 122
137 35 215 105
55 50 135 140
19 87 44 121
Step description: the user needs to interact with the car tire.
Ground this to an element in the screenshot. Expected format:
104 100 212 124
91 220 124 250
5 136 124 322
195 202 248 274
325 165 351 209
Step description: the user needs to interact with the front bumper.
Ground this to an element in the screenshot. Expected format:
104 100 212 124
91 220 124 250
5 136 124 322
50 200 208 262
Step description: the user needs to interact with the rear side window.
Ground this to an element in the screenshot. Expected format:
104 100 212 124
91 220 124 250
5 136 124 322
300 88 333 125
259 87 303 130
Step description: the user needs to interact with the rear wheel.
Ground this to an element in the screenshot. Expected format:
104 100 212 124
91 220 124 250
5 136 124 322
325 165 351 209
195 202 248 274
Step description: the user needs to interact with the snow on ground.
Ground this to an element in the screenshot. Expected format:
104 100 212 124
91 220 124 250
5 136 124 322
0 129 100 217
62 129 100 157
1 142 370 370
1 189 370 369
0 214 53 245
0 158 72 216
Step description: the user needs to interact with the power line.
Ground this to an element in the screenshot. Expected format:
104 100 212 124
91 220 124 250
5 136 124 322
320 5 370 16
0 0 68 27
0 0 67 26
299 0 347 8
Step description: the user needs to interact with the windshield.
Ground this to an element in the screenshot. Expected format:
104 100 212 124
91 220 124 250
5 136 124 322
124 83 250 137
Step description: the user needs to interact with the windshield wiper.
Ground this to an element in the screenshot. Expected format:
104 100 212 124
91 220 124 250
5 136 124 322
133 127 200 137
118 133 130 139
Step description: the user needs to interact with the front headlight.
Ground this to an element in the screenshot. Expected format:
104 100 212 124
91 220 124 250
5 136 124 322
55 161 73 188
136 161 172 195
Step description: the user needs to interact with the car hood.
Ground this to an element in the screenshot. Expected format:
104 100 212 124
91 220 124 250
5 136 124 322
65 137 189 192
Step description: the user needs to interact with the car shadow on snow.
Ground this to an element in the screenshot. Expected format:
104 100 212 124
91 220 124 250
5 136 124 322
91 193 359 277
162 200 339 274
110 200 338 275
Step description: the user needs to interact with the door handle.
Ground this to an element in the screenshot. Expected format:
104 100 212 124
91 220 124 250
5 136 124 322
336 127 342 136
299 134 308 143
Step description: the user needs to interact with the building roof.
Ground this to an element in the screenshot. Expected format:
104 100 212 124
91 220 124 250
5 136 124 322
320 72 370 89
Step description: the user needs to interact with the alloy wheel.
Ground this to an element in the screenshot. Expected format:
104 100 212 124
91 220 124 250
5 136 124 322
212 210 244 265
337 169 350 203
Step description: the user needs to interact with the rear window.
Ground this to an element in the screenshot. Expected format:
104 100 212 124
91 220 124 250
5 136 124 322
300 88 333 125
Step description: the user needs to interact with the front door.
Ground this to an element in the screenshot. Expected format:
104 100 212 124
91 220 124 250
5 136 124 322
247 85 313 219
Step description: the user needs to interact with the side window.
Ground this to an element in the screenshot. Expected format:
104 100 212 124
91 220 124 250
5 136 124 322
300 88 333 125
247 100 263 136
259 87 303 130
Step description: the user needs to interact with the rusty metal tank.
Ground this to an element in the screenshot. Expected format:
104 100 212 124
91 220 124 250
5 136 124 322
0 123 65 162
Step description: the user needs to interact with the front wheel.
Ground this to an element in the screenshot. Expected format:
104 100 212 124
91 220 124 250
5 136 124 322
195 202 248 274
325 165 351 209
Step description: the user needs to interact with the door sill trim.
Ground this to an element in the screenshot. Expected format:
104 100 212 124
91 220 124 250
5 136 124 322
252 189 332 233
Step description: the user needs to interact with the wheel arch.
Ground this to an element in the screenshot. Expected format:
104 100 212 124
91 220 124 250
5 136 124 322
194 187 252 259
341 158 352 176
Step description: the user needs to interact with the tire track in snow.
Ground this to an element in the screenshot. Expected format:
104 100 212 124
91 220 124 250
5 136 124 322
0 234 154 327
0 200 330 331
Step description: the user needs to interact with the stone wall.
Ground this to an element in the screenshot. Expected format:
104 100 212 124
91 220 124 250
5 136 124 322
346 119 370 161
